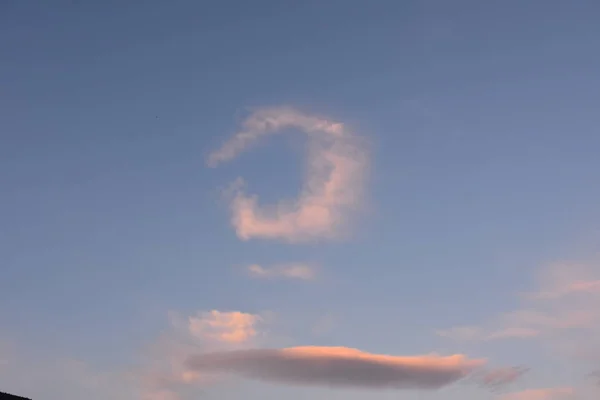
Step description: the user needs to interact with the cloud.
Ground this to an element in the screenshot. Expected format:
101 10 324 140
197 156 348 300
437 262 600 353
185 346 484 390
247 263 316 280
500 309 595 331
468 366 529 392
528 280 600 300
436 326 539 341
139 310 266 400
485 327 541 340
499 387 576 400
187 310 263 344
525 263 600 300
208 106 369 243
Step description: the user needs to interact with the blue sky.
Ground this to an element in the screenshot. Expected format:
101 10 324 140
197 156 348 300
1 1 600 399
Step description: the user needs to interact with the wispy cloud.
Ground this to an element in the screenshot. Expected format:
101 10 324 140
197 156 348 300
208 106 369 243
485 327 541 340
524 263 600 300
185 346 484 390
247 263 316 281
437 262 600 351
498 387 576 400
468 366 529 392
436 326 540 341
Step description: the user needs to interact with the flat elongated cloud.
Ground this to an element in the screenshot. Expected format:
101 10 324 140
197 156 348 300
499 387 576 400
185 346 484 390
247 263 316 280
208 107 368 242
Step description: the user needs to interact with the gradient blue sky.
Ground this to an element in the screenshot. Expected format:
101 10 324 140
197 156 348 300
2 1 600 399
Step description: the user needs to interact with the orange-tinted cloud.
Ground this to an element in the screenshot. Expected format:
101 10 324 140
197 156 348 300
208 107 368 243
247 263 316 280
499 387 576 400
185 346 484 390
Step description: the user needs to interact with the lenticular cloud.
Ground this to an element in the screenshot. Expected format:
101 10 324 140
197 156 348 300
208 107 368 243
185 346 484 390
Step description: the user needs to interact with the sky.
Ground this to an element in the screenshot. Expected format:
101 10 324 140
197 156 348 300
1 1 600 399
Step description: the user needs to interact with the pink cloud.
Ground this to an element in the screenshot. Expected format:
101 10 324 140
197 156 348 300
185 346 484 390
208 107 368 243
247 263 316 280
188 310 262 344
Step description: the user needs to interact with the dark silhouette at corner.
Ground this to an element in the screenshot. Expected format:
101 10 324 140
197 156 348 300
0 391 31 400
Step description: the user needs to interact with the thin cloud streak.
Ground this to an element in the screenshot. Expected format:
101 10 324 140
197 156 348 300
185 346 484 390
247 263 316 280
208 107 368 243
469 366 529 391
436 326 539 342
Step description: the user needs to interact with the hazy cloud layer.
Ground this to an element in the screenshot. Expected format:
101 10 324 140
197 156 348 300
208 107 368 243
185 346 484 390
499 387 576 400
247 263 316 280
